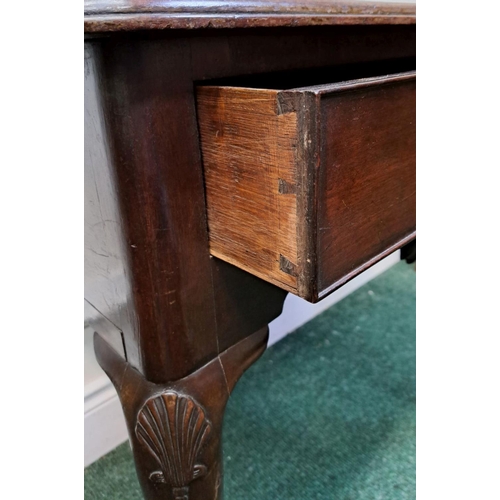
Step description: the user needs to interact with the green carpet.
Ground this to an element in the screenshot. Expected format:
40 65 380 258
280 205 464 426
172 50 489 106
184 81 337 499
85 261 416 500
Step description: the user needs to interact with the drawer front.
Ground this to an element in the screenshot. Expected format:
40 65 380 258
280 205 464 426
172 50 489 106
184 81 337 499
316 74 416 298
196 71 415 302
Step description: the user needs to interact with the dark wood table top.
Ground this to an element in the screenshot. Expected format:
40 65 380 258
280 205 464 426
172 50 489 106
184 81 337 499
85 0 416 32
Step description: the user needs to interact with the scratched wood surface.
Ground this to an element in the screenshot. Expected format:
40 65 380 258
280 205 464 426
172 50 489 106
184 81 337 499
84 0 416 33
84 43 135 358
197 71 416 301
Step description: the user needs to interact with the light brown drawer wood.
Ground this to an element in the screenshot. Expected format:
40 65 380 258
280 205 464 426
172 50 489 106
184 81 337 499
196 71 416 302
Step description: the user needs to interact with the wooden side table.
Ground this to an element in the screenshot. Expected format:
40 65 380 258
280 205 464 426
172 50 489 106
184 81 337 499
84 2 416 498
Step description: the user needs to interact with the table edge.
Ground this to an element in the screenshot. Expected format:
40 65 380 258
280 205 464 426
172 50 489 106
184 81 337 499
84 1 416 33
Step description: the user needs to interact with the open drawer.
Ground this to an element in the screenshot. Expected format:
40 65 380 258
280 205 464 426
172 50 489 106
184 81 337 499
196 70 416 302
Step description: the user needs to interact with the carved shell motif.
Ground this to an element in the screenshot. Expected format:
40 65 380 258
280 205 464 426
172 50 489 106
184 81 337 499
135 391 211 498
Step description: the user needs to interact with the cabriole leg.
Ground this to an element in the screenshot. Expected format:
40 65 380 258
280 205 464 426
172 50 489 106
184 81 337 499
94 327 269 500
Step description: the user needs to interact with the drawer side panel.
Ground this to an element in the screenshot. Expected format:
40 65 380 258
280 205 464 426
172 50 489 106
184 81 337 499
197 87 299 292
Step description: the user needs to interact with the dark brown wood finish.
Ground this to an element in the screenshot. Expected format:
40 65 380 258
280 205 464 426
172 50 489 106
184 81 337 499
94 327 269 500
88 39 216 382
85 0 415 32
90 35 298 383
85 3 415 498
317 74 416 298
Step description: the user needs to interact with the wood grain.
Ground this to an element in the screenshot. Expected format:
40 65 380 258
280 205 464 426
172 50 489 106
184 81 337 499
94 327 269 500
197 87 298 292
85 0 416 33
85 26 414 380
197 71 416 301
85 14 416 500
317 74 416 297
85 38 290 383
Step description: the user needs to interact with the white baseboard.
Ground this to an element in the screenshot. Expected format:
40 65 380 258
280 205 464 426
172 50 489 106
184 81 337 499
84 251 400 467
84 374 128 467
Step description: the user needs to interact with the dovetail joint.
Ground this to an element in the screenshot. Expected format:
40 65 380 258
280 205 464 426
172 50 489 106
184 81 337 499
278 178 297 195
279 254 298 277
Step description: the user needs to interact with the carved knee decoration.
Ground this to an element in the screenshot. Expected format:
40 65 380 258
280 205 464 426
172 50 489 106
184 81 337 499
94 327 269 500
